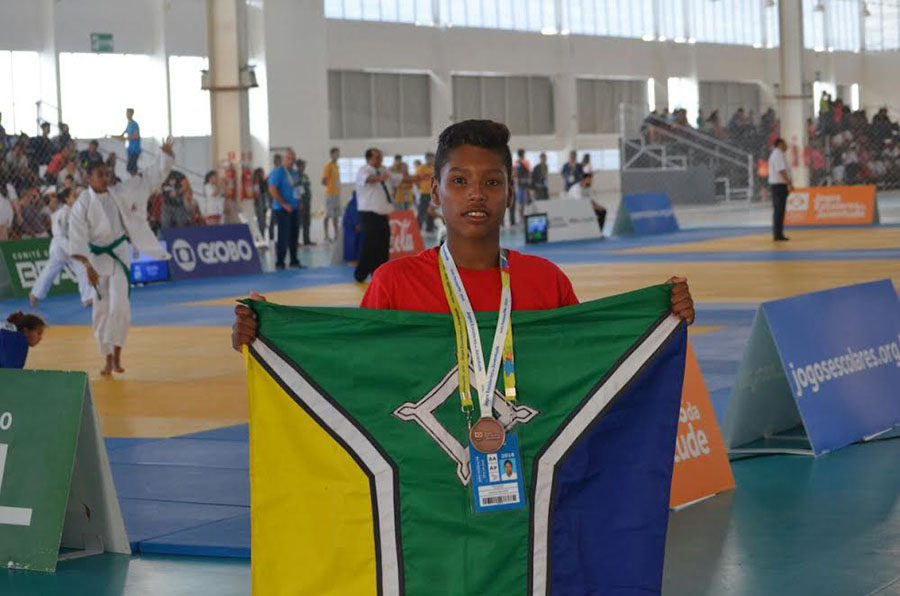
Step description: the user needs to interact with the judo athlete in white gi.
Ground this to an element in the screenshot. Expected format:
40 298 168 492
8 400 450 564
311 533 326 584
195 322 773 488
69 141 174 376
29 188 94 308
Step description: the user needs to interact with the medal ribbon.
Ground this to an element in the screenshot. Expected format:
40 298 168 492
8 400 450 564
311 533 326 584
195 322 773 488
438 243 517 421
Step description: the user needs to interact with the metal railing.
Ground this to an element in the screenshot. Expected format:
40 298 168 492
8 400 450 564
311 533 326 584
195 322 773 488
619 103 756 202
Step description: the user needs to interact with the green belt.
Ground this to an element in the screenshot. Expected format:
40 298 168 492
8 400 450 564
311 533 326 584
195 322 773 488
89 235 131 299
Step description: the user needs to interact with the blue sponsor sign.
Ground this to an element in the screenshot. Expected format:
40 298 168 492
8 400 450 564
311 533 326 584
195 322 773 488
613 193 679 236
725 279 900 455
160 224 262 281
130 242 169 284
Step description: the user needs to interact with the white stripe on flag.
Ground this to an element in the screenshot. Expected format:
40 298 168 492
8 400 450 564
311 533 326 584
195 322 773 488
531 314 682 596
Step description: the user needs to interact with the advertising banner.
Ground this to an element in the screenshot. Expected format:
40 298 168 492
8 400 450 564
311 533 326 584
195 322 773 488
0 238 79 298
725 279 900 456
613 193 680 236
0 370 129 572
533 198 601 242
670 343 735 509
161 224 262 281
785 185 878 226
388 211 425 260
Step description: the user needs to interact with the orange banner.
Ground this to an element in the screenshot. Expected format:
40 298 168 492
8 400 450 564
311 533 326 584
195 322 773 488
389 210 425 260
785 185 877 226
670 342 735 509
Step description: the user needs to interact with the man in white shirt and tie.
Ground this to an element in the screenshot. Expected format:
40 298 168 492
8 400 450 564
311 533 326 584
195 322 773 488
768 138 792 242
354 148 401 282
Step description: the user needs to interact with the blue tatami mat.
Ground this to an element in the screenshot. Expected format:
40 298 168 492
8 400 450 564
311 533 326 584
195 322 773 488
139 514 251 559
111 463 249 507
118 498 247 550
108 439 248 469
179 424 249 442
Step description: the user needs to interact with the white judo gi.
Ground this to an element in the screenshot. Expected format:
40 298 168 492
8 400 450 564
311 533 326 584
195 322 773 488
69 152 173 356
30 203 94 305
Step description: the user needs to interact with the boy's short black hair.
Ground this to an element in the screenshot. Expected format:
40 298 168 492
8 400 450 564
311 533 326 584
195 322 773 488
774 137 786 146
434 120 512 183
365 148 380 161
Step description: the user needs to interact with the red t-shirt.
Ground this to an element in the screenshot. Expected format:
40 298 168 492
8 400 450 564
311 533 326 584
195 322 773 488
360 247 579 313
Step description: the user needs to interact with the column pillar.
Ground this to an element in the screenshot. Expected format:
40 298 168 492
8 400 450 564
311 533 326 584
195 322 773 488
777 0 809 187
206 0 252 168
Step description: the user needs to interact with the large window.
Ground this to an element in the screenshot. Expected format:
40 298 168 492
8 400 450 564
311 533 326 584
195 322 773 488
60 53 167 140
452 75 554 135
440 0 556 31
0 51 44 137
324 0 434 24
667 77 699 126
803 0 861 52
577 78 648 134
169 56 211 137
688 0 764 46
699 81 761 124
328 70 431 139
865 0 900 51
562 0 654 39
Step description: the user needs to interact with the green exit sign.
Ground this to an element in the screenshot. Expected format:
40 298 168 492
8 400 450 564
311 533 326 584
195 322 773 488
90 33 114 53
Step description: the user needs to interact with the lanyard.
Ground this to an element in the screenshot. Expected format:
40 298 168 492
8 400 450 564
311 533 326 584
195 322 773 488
438 243 517 423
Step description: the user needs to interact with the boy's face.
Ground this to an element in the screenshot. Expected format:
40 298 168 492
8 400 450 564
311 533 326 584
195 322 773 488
432 145 513 241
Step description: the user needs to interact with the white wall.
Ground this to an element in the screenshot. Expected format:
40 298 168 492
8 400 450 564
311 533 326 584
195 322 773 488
0 0 896 181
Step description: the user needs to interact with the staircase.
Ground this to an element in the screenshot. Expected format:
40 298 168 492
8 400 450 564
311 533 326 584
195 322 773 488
619 104 756 202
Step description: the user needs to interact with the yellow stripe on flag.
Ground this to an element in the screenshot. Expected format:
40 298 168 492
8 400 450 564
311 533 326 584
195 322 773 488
247 352 378 596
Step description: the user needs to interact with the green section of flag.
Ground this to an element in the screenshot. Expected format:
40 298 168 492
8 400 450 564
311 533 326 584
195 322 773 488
0 238 79 299
253 284 670 595
0 370 86 572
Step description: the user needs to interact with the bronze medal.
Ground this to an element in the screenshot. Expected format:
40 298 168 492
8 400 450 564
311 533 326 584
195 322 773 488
469 417 506 454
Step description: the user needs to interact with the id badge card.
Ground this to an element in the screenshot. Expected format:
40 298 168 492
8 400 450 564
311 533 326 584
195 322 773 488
469 432 526 514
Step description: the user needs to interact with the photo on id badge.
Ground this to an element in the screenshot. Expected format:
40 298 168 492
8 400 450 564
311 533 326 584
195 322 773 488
470 433 526 514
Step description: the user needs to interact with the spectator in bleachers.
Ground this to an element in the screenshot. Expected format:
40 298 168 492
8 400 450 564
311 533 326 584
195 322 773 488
15 183 49 238
0 112 6 148
5 139 29 175
160 170 199 229
561 150 583 191
0 179 13 240
79 140 104 172
116 108 141 175
54 123 72 152
28 122 54 169
202 170 225 225
105 153 122 185
46 142 75 183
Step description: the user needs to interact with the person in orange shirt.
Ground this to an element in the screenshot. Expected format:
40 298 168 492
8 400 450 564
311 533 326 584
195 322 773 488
391 155 414 211
415 152 436 232
321 147 342 242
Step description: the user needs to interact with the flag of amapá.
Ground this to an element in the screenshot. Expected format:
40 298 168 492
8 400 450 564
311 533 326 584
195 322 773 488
245 284 687 596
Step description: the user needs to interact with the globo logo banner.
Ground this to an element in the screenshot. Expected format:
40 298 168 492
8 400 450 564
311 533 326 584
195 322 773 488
161 224 262 280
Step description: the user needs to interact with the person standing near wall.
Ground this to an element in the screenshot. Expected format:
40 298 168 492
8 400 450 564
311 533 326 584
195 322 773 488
268 148 301 269
531 152 549 200
767 138 792 242
354 148 399 282
561 150 583 191
296 159 314 246
321 147 341 243
415 152 435 233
